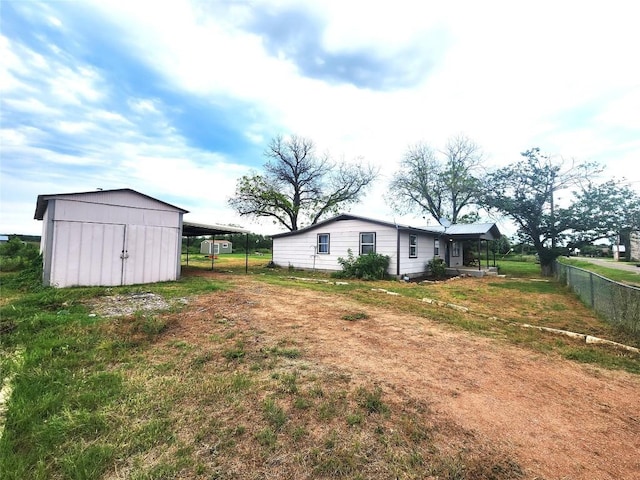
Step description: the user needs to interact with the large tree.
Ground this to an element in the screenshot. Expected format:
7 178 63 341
387 134 483 224
482 148 640 275
566 179 640 248
229 135 378 231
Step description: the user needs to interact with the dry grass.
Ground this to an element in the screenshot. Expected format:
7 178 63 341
97 282 526 479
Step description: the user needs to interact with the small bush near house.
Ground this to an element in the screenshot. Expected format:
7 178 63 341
427 258 447 279
333 249 390 280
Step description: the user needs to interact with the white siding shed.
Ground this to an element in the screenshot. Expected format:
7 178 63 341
34 189 188 287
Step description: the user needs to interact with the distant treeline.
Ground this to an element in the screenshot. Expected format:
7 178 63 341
1 234 41 243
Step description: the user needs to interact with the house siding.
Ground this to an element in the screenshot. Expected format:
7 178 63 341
398 231 437 276
273 219 441 277
273 219 398 274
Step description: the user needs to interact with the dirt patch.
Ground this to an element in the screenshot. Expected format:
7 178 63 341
167 275 640 479
87 292 188 317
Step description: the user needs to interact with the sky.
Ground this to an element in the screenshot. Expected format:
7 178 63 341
1 0 639 238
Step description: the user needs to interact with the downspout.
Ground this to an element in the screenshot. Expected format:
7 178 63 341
396 225 401 277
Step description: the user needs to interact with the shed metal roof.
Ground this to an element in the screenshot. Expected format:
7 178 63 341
182 221 250 236
34 188 188 220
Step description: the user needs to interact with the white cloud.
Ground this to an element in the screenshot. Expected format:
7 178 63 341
2 0 640 236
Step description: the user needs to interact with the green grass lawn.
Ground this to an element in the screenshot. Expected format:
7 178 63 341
1 257 639 479
558 257 640 286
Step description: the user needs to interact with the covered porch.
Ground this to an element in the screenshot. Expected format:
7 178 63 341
435 223 503 277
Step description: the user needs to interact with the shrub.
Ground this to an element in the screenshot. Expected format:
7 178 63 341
427 257 446 279
333 249 390 280
0 238 40 273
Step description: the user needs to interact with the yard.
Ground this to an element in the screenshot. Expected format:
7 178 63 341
1 257 639 479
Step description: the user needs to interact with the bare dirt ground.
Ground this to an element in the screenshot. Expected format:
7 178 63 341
177 274 640 480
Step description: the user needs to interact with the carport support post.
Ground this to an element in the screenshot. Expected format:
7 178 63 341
245 233 249 274
211 235 215 271
186 236 190 266
477 238 481 271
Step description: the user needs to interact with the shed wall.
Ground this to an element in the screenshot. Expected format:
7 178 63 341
41 192 183 287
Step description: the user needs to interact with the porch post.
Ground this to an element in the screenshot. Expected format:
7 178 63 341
477 238 481 271
486 240 490 268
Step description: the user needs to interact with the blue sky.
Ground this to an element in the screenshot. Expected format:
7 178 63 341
2 0 639 236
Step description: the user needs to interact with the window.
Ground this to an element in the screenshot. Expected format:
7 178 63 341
451 241 461 257
434 239 440 256
360 232 376 255
409 234 417 258
317 233 330 254
222 243 229 248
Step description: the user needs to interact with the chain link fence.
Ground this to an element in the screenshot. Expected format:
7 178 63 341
554 261 640 335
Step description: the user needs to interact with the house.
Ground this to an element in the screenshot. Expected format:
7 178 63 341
614 230 640 261
34 189 188 287
271 214 501 278
0 235 8 243
200 239 233 255
631 232 640 261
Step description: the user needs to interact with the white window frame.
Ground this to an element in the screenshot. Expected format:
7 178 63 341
451 241 461 257
317 233 330 254
409 234 417 258
359 232 376 255
434 239 440 256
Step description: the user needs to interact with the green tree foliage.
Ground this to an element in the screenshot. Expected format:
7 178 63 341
229 135 378 231
387 134 483 225
482 148 638 275
566 179 640 247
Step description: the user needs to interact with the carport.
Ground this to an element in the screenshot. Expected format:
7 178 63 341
182 221 251 272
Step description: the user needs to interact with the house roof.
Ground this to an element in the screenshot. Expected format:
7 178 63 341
271 214 501 240
421 223 502 240
271 214 426 238
34 188 188 220
182 221 249 236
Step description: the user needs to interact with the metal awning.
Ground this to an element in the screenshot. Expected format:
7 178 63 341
182 221 250 236
181 220 252 273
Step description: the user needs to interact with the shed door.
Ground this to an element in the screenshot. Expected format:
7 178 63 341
122 225 179 285
51 222 125 287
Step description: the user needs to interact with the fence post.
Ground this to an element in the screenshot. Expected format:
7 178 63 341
590 272 595 308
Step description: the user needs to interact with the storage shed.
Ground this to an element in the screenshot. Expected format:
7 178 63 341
200 239 233 255
34 189 188 287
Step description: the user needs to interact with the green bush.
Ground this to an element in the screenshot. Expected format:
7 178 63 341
333 249 390 280
427 257 446 279
0 238 40 272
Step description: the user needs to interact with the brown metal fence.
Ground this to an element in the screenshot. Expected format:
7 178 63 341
554 261 640 334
